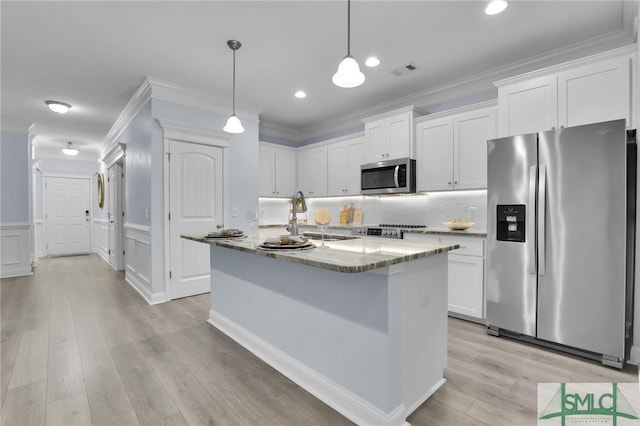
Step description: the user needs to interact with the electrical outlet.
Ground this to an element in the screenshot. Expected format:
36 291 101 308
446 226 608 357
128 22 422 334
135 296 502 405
469 207 478 222
232 208 238 217
144 208 149 219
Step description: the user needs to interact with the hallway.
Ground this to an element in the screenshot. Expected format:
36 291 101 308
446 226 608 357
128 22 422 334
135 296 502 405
1 255 637 425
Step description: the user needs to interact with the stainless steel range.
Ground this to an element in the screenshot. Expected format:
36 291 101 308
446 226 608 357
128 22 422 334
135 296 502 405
351 224 427 239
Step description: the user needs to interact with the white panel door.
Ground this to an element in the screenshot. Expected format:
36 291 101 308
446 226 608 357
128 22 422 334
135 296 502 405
386 112 412 159
448 254 484 319
45 176 91 256
346 137 363 195
169 141 223 299
108 162 124 270
274 148 296 197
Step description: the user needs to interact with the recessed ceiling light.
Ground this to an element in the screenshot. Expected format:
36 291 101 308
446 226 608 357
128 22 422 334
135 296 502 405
45 100 72 114
365 57 380 67
485 0 508 15
294 91 307 99
62 142 79 156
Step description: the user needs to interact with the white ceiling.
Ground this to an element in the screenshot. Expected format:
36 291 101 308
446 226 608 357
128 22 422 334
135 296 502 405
1 1 637 162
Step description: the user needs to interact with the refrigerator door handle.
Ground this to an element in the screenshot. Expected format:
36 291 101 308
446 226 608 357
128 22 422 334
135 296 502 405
538 164 547 276
528 165 537 274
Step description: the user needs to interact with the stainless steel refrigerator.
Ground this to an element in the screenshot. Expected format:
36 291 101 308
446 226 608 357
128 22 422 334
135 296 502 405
486 119 635 368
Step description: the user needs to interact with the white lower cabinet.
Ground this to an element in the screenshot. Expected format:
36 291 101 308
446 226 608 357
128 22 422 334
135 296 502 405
404 233 486 320
448 253 484 319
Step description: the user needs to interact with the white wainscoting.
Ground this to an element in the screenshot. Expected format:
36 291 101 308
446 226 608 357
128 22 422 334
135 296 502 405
124 223 165 304
93 219 109 263
1 223 32 278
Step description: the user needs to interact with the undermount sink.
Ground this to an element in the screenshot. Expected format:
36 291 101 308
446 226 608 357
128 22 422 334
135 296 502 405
302 232 359 241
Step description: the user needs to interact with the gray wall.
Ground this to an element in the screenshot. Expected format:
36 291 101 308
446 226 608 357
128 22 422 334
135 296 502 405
1 130 29 223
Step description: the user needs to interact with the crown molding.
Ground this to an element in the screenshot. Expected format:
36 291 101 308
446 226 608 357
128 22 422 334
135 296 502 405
101 78 152 158
262 30 635 143
155 119 231 147
147 76 261 120
259 120 305 143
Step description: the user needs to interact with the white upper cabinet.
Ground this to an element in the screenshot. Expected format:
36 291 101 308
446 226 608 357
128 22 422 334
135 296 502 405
416 103 496 191
297 145 327 197
258 143 296 197
558 56 631 128
327 136 363 196
497 75 557 137
362 106 425 163
496 47 635 137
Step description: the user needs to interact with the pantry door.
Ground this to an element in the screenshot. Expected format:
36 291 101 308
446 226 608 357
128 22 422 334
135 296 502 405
45 176 91 256
168 140 224 299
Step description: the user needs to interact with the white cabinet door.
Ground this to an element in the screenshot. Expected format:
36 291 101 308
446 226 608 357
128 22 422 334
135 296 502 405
258 145 276 197
498 75 558 137
364 121 387 162
454 107 496 190
448 254 484 319
297 146 327 197
386 112 412 160
558 56 631 128
416 117 454 191
346 137 363 195
327 142 348 196
275 148 296 197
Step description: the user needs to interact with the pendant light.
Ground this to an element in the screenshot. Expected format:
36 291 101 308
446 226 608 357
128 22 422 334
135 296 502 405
62 142 79 156
332 0 365 88
223 40 245 134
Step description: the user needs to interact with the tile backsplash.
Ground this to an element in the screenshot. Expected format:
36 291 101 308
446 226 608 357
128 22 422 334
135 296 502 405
259 190 487 229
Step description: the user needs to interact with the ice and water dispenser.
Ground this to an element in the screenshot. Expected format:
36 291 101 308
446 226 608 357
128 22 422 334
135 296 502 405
496 204 526 242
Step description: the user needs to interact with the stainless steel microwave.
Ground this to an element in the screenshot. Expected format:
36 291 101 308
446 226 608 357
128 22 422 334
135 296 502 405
361 158 416 195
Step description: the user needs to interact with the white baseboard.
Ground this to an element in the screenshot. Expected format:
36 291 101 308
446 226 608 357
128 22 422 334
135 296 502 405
629 345 640 365
125 275 167 305
208 309 409 426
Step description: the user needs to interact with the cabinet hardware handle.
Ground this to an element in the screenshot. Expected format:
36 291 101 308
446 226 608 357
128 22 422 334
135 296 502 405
551 126 556 130
448 182 452 185
454 181 458 184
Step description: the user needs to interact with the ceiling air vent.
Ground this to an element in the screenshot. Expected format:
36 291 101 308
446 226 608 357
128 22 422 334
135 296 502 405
392 62 418 77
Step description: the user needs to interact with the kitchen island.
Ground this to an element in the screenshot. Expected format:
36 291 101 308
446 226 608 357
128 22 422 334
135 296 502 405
183 230 458 426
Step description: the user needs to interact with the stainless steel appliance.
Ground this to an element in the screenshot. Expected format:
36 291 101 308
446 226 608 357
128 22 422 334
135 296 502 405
352 224 426 239
487 119 636 368
361 158 416 195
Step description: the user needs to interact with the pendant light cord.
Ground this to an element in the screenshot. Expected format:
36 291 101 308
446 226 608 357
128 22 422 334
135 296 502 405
347 0 351 56
232 49 236 115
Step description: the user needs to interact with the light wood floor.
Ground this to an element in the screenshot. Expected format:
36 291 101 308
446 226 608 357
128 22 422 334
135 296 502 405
1 255 637 426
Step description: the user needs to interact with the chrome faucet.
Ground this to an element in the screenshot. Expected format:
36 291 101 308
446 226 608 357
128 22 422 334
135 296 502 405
287 189 307 236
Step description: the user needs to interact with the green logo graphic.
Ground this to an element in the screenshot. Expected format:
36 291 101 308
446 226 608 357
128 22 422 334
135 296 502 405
539 383 639 425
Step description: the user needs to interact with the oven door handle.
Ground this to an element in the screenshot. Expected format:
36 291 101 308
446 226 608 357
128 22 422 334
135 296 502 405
393 165 400 188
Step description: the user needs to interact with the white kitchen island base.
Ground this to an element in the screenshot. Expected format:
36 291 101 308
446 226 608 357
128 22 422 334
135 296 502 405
205 244 449 426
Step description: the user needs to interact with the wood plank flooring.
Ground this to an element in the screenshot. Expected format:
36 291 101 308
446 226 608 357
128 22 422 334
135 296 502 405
1 254 637 425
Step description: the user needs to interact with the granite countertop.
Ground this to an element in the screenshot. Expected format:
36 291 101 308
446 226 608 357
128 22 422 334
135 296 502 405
182 229 459 274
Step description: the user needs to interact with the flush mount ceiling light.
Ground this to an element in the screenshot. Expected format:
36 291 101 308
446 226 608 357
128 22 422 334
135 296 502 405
365 57 380 67
223 40 245 134
45 100 71 114
294 90 307 99
62 142 79 156
332 0 365 88
485 0 508 15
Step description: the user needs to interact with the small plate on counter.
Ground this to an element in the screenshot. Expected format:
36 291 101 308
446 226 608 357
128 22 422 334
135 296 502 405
206 229 245 238
258 235 315 250
442 220 475 230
